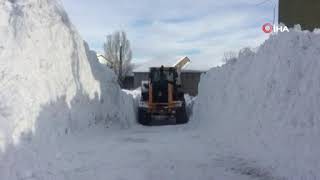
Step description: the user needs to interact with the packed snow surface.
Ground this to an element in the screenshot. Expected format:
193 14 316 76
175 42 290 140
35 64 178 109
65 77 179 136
193 28 320 179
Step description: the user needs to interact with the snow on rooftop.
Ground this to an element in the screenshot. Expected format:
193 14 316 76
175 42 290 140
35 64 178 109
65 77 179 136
133 56 206 73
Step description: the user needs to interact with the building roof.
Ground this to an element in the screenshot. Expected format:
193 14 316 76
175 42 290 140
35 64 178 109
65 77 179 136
96 54 113 66
133 56 206 73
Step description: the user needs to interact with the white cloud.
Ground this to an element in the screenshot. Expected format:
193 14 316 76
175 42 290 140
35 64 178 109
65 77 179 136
62 0 278 70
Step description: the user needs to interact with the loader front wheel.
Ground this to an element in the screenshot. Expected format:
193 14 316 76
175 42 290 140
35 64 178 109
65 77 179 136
176 104 188 124
138 108 151 125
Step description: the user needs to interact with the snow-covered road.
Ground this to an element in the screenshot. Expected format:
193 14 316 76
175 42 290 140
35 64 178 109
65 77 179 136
2 0 319 179
1 124 279 180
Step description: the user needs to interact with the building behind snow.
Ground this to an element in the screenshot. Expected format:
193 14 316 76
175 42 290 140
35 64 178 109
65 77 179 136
279 0 320 30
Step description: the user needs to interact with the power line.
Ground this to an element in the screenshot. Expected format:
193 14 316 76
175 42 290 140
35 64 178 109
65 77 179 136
255 0 278 24
255 0 273 6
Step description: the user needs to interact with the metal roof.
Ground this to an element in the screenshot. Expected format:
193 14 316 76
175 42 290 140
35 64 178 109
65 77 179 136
133 56 206 73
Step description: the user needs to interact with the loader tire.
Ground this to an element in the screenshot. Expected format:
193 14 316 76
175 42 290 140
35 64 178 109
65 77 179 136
176 103 188 124
138 108 151 126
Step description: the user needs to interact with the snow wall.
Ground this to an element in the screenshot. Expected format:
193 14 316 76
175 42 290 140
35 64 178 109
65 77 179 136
0 0 135 151
193 28 320 179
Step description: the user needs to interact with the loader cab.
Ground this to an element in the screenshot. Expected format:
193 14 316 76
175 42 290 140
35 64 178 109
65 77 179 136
149 66 178 84
148 66 179 103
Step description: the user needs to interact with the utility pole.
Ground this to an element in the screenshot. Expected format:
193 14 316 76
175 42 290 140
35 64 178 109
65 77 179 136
119 45 123 86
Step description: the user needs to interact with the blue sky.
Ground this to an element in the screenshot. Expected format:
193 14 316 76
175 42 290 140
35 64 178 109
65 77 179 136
62 0 278 70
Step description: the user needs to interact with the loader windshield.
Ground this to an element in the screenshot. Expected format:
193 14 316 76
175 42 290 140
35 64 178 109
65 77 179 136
150 68 175 83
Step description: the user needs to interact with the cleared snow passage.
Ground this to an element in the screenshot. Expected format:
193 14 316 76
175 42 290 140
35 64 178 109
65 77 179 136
0 125 284 180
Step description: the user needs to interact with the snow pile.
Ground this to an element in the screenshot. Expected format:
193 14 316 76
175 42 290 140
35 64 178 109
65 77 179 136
123 88 141 105
0 0 134 151
193 28 320 179
184 94 196 117
123 87 141 109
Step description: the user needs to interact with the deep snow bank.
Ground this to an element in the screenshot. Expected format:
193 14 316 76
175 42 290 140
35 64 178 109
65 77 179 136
0 0 134 150
193 28 320 179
